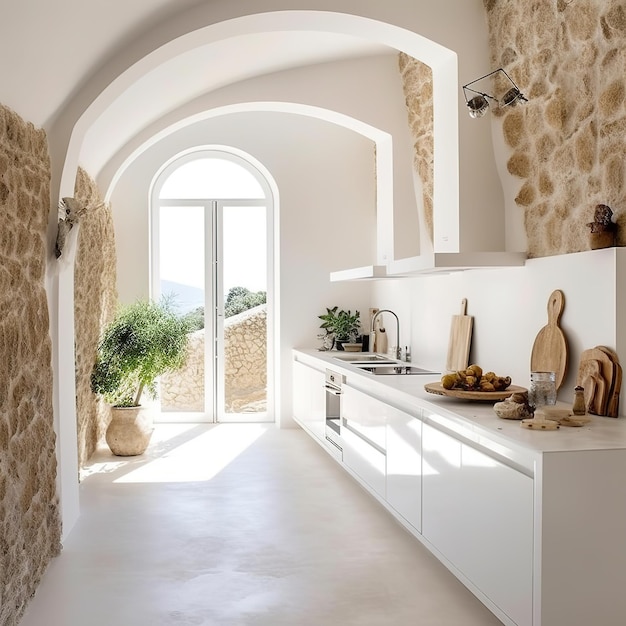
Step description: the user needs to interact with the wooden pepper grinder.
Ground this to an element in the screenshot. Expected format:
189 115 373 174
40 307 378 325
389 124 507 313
572 385 586 415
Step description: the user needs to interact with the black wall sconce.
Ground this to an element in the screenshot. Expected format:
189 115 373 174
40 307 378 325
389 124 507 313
462 68 527 118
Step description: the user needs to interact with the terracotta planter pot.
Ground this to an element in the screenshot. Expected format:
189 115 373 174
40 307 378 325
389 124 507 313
105 405 154 456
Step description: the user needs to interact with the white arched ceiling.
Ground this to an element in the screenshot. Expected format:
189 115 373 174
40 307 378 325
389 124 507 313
104 101 395 266
105 101 391 198
59 10 460 249
84 30 390 178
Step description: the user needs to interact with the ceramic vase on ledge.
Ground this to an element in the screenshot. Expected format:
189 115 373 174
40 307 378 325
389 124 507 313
105 405 154 456
589 230 616 250
587 204 617 250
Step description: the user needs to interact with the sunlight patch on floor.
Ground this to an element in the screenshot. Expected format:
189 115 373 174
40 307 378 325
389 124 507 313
80 458 128 480
114 423 266 483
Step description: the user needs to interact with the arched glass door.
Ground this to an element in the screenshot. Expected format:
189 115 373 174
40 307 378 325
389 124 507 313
151 149 273 423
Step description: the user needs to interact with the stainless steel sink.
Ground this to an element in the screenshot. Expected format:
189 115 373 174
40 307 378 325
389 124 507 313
332 353 399 365
332 353 438 374
356 365 440 376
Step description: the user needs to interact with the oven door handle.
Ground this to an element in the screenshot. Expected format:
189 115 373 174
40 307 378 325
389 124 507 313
324 384 342 396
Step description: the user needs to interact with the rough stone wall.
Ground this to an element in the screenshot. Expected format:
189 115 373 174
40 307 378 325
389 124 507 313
161 329 205 411
224 305 267 413
399 53 435 242
73 167 118 466
161 305 267 414
484 0 626 257
0 104 61 626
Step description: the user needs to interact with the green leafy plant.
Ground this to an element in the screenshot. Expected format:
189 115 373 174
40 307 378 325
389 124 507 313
91 298 192 407
225 286 267 317
181 306 205 331
318 306 361 342
179 286 267 332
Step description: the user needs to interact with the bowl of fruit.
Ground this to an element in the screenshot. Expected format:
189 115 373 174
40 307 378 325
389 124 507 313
424 364 526 401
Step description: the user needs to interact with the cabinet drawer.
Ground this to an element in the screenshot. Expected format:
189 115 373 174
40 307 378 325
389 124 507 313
341 384 387 450
342 424 386 498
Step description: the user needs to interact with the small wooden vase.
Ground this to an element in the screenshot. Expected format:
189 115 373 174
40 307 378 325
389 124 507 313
589 230 615 250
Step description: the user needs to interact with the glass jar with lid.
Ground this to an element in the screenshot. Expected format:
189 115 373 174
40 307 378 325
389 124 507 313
528 371 557 409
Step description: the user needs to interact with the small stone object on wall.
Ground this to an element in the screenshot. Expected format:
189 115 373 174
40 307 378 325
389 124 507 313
55 195 105 258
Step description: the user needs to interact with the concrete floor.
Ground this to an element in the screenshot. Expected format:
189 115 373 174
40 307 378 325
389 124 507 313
20 424 504 626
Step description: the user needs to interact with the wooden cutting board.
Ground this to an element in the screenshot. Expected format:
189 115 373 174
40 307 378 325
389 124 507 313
445 298 473 372
598 346 622 418
577 346 620 417
530 289 568 390
577 359 606 415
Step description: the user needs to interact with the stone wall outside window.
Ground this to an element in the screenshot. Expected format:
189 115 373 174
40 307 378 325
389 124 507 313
161 305 267 414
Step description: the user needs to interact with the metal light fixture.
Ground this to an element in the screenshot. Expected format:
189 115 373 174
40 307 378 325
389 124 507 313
462 68 527 118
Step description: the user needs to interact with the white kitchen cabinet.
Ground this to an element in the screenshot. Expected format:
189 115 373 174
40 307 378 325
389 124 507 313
293 349 626 626
386 406 422 533
292 360 325 441
341 384 387 498
421 423 533 626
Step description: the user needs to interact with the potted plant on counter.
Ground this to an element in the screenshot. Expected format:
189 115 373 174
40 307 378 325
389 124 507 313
318 306 361 350
91 297 191 456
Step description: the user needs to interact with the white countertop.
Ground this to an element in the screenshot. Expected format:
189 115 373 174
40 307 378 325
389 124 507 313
294 348 626 466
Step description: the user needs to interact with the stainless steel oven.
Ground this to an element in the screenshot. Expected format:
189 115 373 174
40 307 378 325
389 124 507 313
324 369 344 459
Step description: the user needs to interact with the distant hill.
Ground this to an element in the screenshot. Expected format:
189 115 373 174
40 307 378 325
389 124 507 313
160 280 204 314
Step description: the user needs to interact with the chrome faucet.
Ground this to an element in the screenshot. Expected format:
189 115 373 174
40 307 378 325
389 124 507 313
370 309 401 360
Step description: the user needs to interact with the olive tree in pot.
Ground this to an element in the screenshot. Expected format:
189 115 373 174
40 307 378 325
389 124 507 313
91 298 191 456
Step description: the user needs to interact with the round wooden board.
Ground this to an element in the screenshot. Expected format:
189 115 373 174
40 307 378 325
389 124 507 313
530 290 568 390
424 382 527 401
